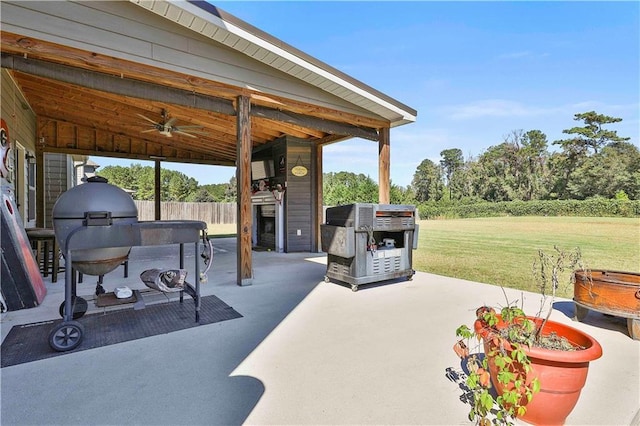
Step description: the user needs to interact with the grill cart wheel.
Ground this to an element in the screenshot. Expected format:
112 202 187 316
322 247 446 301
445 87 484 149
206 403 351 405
49 321 84 352
58 296 88 320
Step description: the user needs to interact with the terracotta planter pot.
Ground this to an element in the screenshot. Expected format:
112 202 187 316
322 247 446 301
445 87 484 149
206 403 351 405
475 315 602 425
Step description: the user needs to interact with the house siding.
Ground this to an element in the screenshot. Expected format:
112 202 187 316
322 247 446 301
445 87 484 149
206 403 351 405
1 1 377 119
284 138 314 252
1 69 37 225
43 154 68 228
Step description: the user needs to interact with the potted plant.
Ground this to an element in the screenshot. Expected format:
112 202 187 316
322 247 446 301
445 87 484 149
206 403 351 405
453 247 603 425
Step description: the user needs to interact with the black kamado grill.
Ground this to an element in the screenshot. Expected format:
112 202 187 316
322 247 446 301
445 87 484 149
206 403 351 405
49 176 212 352
53 176 138 276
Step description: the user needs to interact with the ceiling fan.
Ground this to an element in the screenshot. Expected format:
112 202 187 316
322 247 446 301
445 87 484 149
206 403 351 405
137 109 207 138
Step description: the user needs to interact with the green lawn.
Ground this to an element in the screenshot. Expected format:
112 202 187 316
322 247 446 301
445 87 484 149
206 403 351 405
206 217 639 297
414 216 640 297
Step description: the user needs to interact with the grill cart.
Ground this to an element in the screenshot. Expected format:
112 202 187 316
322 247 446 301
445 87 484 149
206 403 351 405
49 177 212 352
321 203 419 292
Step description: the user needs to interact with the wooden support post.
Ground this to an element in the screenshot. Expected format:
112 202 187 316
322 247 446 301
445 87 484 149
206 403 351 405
378 127 390 204
313 142 323 252
154 159 161 220
236 95 253 286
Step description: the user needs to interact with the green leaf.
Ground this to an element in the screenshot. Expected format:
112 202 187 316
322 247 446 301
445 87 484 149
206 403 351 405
456 324 473 339
532 378 541 393
479 391 494 411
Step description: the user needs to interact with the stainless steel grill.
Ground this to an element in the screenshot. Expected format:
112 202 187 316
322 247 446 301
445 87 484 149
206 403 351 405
321 203 419 292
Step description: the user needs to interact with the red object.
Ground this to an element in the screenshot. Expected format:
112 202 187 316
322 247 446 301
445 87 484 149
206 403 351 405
1 118 11 179
475 315 602 425
1 193 47 308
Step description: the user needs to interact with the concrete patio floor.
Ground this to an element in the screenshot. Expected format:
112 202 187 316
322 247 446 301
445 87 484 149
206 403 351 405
1 237 639 425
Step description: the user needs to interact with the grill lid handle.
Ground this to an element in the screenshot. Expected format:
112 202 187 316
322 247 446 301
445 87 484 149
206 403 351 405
87 176 108 183
83 211 113 226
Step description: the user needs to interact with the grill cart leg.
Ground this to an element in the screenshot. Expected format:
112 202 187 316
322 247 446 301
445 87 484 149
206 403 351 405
50 239 85 351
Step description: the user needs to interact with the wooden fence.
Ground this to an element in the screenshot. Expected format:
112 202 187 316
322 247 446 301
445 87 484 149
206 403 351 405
134 201 237 224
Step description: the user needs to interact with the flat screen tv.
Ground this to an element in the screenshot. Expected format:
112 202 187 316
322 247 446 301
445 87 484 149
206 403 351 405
251 159 274 180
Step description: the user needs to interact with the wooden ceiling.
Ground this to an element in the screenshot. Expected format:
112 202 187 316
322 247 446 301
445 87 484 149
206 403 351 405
1 31 386 167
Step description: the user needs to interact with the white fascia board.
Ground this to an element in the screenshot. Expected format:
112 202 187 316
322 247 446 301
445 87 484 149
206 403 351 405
133 0 416 124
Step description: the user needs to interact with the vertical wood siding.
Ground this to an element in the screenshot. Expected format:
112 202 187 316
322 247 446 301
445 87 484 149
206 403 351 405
285 139 313 252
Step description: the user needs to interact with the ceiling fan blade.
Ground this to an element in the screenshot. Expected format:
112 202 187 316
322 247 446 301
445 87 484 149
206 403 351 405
136 113 159 125
182 131 209 135
165 117 178 127
140 129 157 133
173 130 197 138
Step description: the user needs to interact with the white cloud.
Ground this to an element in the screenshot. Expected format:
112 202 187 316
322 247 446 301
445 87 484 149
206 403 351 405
498 51 533 59
441 99 639 121
443 99 551 120
497 51 550 60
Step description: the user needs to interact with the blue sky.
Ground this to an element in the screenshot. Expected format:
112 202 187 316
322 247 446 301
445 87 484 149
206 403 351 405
92 1 639 187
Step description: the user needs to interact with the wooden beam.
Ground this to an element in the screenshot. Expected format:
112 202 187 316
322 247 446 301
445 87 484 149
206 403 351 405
1 31 244 99
2 31 390 129
5 54 381 141
236 95 253 286
378 127 390 204
1 53 236 115
252 105 379 141
37 117 236 165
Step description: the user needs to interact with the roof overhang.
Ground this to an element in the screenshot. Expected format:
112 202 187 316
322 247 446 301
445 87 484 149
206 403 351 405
1 0 416 166
133 0 417 127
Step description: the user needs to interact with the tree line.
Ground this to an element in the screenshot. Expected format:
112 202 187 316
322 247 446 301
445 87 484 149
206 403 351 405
412 111 637 203
97 163 237 202
98 111 638 208
325 111 638 206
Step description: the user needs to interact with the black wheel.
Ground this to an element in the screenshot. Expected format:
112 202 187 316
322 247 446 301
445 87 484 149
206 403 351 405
49 321 84 352
351 284 358 292
324 276 330 283
59 296 88 320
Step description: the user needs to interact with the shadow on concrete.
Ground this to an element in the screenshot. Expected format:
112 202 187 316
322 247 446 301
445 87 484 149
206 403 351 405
0 237 325 425
553 300 629 337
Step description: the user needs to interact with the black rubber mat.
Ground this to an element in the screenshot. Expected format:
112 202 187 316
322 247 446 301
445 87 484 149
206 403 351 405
1 295 242 367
